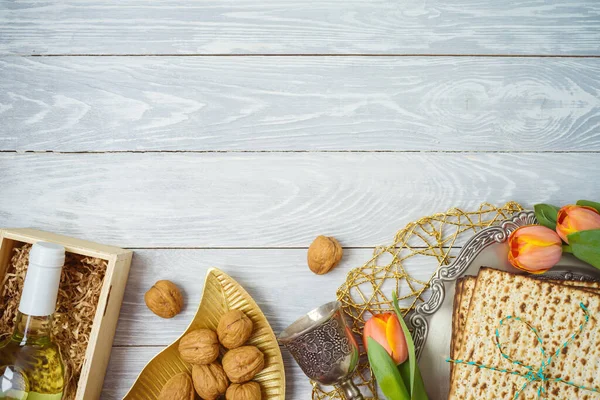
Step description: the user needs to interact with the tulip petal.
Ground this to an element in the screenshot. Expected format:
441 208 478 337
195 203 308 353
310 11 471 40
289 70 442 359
385 314 408 365
557 205 600 244
508 226 563 273
512 226 562 246
570 207 600 232
363 316 393 356
512 243 562 273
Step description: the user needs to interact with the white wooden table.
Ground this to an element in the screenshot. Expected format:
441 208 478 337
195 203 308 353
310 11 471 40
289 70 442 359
1 1 599 398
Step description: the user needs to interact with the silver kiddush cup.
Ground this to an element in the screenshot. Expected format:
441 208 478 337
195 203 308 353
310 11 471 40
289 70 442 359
278 301 364 400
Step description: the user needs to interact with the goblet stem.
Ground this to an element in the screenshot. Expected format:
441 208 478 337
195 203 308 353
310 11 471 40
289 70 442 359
338 378 364 400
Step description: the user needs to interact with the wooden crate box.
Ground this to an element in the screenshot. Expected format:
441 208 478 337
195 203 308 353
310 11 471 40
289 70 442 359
0 228 133 400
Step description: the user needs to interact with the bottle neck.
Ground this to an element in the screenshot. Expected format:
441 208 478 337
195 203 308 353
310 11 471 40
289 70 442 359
11 312 53 344
19 262 62 317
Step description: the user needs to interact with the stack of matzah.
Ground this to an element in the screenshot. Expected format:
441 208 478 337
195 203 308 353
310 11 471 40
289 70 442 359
449 268 600 399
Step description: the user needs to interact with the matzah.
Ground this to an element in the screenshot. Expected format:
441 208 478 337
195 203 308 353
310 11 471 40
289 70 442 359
547 278 600 290
451 277 475 360
449 268 600 399
450 277 465 363
453 278 600 358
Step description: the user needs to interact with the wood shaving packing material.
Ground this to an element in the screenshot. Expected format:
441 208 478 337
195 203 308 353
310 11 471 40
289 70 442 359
449 268 600 400
0 244 107 400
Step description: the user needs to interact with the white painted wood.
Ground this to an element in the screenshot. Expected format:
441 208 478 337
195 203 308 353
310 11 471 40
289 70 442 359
3 2 599 397
1 1 599 55
1 57 599 152
113 248 437 346
2 152 600 248
103 346 312 400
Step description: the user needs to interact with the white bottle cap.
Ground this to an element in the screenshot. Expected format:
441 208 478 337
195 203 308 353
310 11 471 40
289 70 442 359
29 242 65 268
19 242 65 317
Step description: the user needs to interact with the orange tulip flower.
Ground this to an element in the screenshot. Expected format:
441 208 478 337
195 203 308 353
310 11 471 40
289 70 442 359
556 205 600 244
363 313 408 365
508 225 562 274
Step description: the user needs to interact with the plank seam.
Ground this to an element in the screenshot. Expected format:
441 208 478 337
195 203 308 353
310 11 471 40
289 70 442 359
2 150 600 154
7 54 600 58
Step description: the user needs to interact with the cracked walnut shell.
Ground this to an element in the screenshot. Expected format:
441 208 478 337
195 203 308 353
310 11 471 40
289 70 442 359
178 329 220 365
158 372 195 400
192 363 229 400
144 280 184 318
226 382 262 400
218 309 254 349
307 235 343 275
222 346 265 383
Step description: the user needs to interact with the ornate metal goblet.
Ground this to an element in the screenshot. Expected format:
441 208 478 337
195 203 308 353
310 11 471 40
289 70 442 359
278 301 364 400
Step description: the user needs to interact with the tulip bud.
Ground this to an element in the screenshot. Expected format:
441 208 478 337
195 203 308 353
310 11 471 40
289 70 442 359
508 225 562 274
363 313 408 365
556 205 600 244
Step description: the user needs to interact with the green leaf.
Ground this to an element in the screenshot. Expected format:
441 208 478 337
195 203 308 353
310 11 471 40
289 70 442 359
392 292 429 400
576 200 600 214
367 338 409 400
567 229 600 269
534 203 559 230
562 244 573 254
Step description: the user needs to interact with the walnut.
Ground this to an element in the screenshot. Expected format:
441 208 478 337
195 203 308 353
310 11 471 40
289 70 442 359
192 363 229 400
222 346 265 383
307 235 343 275
226 382 262 400
178 329 220 365
218 310 254 349
158 372 195 400
144 280 184 318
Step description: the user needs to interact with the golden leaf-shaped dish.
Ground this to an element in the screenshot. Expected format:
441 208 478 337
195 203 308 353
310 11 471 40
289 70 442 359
123 268 285 399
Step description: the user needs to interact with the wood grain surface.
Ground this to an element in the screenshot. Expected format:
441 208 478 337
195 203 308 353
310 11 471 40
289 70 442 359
1 57 600 152
2 152 600 248
113 248 436 346
2 1 599 399
1 1 599 55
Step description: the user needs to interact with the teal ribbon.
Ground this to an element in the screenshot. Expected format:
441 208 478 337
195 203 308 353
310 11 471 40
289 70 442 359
447 302 599 399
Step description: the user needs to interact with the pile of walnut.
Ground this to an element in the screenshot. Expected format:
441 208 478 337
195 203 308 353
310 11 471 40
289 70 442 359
158 309 264 400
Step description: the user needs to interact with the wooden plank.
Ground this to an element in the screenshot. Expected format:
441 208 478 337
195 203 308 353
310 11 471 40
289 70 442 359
103 346 312 399
1 57 600 152
1 1 599 55
1 152 600 248
112 248 437 346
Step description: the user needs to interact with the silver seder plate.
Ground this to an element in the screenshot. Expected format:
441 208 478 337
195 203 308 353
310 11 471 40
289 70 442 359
406 211 600 400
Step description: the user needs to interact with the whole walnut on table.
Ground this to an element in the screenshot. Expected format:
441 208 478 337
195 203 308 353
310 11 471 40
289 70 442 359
222 346 265 383
192 363 229 400
218 309 254 349
144 280 184 318
307 235 343 275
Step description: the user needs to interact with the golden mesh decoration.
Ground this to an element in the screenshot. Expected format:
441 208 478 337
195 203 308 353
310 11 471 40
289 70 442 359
0 243 107 400
311 201 524 399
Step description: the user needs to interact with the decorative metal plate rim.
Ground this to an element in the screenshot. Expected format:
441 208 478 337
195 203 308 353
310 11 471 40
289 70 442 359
406 210 599 359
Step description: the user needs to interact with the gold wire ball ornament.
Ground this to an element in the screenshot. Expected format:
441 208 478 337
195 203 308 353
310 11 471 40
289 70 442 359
311 201 524 399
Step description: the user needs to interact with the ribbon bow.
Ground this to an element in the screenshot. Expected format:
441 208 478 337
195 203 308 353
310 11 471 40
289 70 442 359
448 302 599 399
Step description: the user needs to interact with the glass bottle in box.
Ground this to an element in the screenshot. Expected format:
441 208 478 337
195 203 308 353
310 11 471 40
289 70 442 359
0 242 65 399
